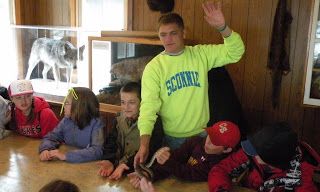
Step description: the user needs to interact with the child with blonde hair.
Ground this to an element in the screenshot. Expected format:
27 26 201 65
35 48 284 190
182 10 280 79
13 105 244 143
39 87 104 163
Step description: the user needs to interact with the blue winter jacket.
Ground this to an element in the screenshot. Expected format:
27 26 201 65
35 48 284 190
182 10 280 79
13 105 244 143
39 117 105 163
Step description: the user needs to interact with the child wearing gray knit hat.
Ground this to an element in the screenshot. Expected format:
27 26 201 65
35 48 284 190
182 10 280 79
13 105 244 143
0 95 11 139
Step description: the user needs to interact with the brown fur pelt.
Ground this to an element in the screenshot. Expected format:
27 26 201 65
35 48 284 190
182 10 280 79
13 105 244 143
110 56 153 86
268 0 292 108
147 0 175 14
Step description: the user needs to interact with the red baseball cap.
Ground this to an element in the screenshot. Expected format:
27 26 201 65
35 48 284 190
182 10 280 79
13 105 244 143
206 121 240 148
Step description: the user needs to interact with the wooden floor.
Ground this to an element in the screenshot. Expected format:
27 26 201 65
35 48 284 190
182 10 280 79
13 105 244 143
0 133 253 192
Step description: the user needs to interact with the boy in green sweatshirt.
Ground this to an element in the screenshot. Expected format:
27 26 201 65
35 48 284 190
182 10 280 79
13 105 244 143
134 1 245 167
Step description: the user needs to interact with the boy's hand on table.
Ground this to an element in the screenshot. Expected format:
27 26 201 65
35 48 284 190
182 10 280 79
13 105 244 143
49 149 66 160
39 150 53 161
127 172 141 188
97 160 114 177
108 163 129 180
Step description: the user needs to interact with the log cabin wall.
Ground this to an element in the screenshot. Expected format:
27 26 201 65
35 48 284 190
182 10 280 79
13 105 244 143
132 0 320 152
15 0 71 26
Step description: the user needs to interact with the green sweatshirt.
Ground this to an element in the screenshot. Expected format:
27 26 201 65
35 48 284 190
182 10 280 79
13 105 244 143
138 31 245 137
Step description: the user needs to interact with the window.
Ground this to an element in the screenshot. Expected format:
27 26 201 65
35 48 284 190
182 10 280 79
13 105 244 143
81 0 125 30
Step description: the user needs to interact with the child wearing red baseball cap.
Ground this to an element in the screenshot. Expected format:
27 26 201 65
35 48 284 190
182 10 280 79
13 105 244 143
128 121 240 188
208 122 318 192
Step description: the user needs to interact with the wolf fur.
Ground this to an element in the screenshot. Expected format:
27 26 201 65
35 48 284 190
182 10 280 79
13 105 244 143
25 38 85 84
109 56 153 86
0 96 11 139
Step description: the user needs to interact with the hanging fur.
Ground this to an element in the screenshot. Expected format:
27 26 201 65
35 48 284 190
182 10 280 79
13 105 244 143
268 0 292 108
147 0 175 14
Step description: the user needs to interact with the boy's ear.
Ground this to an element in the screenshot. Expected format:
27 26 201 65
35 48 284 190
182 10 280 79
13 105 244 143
222 147 232 154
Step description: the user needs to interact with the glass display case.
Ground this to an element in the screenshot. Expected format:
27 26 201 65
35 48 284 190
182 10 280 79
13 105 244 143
304 0 320 106
0 25 100 97
88 31 164 111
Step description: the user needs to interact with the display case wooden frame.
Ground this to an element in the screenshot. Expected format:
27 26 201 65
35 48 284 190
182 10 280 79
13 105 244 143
303 0 320 106
88 31 163 113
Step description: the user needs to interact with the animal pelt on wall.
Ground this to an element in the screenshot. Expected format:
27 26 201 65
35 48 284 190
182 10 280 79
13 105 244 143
267 0 292 108
147 0 175 14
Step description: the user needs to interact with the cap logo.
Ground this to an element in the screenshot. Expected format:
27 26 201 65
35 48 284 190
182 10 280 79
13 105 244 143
219 122 228 133
17 83 28 92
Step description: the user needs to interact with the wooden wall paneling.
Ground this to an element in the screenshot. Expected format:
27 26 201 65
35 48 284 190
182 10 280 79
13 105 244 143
181 0 195 40
307 109 320 152
14 0 23 24
193 0 205 44
51 0 62 25
301 108 316 148
25 0 36 25
201 10 221 44
133 0 144 30
242 0 273 130
125 0 133 30
69 0 78 27
287 0 313 135
173 0 183 14
222 0 232 26
36 0 48 25
62 0 71 26
143 1 160 31
225 0 249 101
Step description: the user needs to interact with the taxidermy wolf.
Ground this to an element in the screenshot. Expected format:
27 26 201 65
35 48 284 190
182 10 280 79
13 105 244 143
25 38 85 84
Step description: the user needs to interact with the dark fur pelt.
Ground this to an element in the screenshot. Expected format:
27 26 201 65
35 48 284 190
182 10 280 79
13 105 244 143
268 0 292 108
147 0 174 13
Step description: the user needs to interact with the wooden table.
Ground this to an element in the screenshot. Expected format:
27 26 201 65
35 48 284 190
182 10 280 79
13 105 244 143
0 134 253 192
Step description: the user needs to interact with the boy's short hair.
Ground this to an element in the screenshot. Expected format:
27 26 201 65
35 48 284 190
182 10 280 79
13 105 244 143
206 121 240 148
120 82 141 100
158 13 184 30
241 122 297 170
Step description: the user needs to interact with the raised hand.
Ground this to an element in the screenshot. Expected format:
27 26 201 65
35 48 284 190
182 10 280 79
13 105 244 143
202 1 226 30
